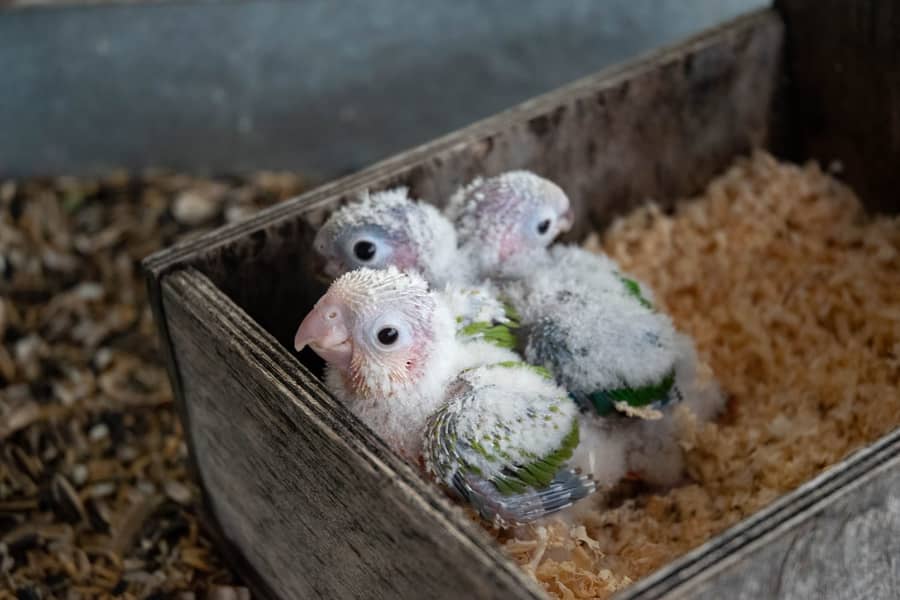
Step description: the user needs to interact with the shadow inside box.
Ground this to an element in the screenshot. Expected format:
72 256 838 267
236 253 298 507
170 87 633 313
185 209 329 365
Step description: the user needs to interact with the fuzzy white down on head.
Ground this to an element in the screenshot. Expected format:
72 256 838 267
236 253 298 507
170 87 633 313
308 267 519 462
445 171 573 279
440 281 509 330
314 187 466 286
320 265 433 322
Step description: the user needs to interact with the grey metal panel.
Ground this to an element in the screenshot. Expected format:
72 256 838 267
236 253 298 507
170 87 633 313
1 0 768 177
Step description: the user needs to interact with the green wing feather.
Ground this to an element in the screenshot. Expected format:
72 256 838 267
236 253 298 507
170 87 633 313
458 301 521 349
616 273 653 309
494 360 553 380
450 362 579 496
489 420 579 495
583 371 677 416
424 363 594 525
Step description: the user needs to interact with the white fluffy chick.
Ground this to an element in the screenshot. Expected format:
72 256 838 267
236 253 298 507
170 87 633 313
311 175 722 486
448 172 724 485
294 267 625 526
314 188 469 287
444 171 574 280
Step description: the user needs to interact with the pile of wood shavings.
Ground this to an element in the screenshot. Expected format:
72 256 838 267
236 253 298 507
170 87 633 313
498 151 900 599
0 171 308 599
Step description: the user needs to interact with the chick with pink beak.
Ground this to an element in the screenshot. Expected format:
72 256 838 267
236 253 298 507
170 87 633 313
291 266 609 527
292 267 456 462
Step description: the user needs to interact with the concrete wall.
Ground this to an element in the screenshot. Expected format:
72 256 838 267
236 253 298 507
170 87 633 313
0 0 769 177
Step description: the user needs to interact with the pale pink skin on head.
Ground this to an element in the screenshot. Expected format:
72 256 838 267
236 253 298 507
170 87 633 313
293 273 434 397
383 246 418 271
498 229 530 262
496 204 572 260
321 241 420 280
313 188 462 288
449 171 575 276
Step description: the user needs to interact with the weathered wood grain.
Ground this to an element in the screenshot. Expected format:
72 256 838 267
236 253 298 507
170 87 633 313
142 271 283 600
160 268 544 600
618 427 900 599
776 0 900 214
688 452 900 599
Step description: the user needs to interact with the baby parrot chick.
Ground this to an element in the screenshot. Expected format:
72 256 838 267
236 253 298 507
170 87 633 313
448 172 724 485
447 172 719 418
311 176 721 486
314 187 468 287
294 267 615 526
444 171 574 279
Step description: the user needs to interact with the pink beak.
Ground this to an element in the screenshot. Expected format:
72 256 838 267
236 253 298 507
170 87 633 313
294 298 352 370
322 258 344 279
558 207 575 233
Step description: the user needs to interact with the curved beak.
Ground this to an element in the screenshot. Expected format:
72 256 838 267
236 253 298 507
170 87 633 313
322 258 344 279
294 299 352 370
558 206 575 233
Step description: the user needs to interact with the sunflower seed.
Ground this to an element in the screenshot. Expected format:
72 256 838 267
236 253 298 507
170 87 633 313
87 423 109 441
70 464 88 486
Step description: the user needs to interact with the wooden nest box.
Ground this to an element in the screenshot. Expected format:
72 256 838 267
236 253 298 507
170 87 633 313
144 2 900 598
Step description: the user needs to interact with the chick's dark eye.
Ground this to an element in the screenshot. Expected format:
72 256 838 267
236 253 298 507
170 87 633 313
353 240 377 261
536 219 552 235
377 327 399 345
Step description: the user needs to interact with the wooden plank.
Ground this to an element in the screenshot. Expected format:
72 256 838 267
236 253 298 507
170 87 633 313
144 8 784 313
142 272 283 600
776 0 900 214
620 427 900 599
160 268 544 600
145 8 784 359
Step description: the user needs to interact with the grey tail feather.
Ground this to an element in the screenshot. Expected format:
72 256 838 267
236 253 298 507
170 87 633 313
454 469 597 529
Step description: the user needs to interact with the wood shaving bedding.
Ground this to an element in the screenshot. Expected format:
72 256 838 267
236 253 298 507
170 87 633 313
6 152 895 598
496 151 900 599
0 171 309 598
